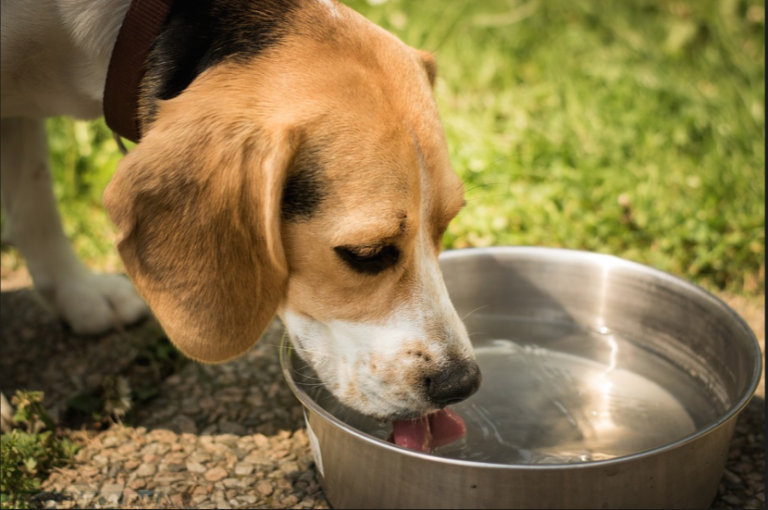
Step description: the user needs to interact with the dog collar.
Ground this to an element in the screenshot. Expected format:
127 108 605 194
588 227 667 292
104 0 177 144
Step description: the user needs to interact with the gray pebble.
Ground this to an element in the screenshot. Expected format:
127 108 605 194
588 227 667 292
723 469 744 486
298 470 316 483
187 461 207 473
91 454 109 467
192 495 210 505
281 461 300 477
243 452 271 466
219 421 247 435
215 433 240 445
101 436 120 448
169 414 199 435
234 461 255 476
222 477 242 488
204 466 229 482
189 451 212 464
135 463 156 477
256 480 274 496
99 482 124 493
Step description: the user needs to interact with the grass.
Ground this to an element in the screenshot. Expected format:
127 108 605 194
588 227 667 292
7 0 764 295
1 392 80 509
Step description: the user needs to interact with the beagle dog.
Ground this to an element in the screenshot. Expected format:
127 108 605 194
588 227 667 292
0 0 481 424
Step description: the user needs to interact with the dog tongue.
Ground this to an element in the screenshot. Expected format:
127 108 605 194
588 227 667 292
390 408 466 452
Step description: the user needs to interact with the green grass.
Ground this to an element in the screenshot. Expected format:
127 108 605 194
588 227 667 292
44 117 129 271
31 0 765 295
1 392 80 509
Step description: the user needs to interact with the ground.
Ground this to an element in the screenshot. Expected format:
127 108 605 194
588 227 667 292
0 267 764 509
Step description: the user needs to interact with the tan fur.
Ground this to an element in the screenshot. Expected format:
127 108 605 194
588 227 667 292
105 1 464 368
2 0 479 421
104 69 295 363
415 50 438 88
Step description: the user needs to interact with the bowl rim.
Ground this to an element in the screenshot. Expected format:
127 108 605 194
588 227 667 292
280 246 763 471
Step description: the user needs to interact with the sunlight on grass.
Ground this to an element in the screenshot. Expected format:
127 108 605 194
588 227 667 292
32 0 765 295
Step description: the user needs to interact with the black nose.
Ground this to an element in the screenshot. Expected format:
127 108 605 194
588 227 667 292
426 360 482 407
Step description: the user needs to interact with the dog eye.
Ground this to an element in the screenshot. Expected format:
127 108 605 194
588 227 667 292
334 244 400 275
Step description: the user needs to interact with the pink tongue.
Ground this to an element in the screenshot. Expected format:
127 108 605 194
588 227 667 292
390 408 466 452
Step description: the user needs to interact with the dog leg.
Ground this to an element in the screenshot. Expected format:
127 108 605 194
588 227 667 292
1 118 149 334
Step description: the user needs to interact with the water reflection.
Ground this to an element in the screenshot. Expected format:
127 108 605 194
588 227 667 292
296 318 710 465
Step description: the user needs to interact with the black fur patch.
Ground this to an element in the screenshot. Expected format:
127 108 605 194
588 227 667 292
139 0 304 128
281 147 327 222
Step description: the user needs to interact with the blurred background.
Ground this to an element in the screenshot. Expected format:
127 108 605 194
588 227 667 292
2 0 764 298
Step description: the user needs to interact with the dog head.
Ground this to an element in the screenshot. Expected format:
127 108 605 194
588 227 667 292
104 0 480 420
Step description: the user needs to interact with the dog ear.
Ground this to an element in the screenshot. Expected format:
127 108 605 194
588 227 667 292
416 50 437 88
104 90 294 363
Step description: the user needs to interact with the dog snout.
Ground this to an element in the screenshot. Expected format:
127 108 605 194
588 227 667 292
425 359 482 407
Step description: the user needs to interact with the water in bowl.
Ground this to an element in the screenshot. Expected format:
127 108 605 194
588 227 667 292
294 316 727 465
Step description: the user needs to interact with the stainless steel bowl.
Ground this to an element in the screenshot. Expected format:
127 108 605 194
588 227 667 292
281 247 761 509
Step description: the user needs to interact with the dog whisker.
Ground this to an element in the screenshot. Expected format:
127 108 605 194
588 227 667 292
290 346 345 362
262 339 345 362
461 304 489 321
465 182 500 194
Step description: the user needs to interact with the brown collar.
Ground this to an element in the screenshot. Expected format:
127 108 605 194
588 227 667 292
104 0 177 143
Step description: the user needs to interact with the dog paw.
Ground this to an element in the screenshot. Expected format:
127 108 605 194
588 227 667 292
50 273 150 335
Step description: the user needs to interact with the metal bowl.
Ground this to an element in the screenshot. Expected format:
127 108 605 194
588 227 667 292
281 247 761 509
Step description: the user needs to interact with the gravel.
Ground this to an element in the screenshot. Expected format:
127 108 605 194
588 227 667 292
1 276 764 509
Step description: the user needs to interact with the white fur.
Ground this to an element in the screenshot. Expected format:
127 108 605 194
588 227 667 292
1 2 147 426
281 290 474 420
279 138 476 420
316 0 340 18
1 0 130 119
1 0 148 335
0 117 147 333
1 0 474 424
